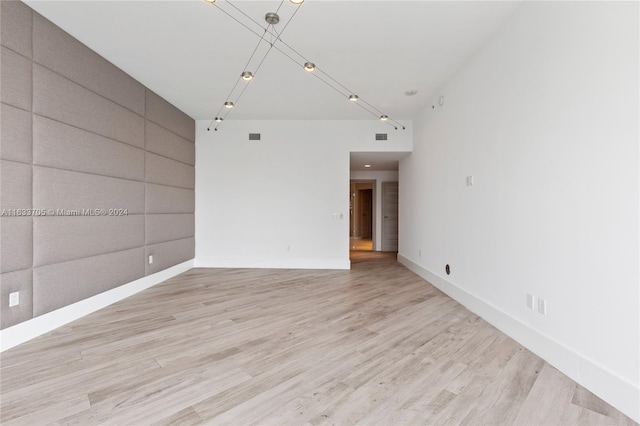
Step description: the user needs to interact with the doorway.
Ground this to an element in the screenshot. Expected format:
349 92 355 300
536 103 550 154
350 181 375 251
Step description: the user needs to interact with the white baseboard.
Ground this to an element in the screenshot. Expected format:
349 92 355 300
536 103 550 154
0 259 194 353
195 257 350 270
397 253 639 424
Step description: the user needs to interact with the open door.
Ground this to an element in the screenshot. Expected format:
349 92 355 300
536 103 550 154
381 182 398 252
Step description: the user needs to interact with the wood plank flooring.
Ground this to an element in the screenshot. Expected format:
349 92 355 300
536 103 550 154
1 252 636 425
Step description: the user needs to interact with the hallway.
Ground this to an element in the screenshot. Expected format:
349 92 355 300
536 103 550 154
349 238 373 252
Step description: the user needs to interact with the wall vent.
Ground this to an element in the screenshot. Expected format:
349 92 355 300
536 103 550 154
249 133 261 141
375 133 388 141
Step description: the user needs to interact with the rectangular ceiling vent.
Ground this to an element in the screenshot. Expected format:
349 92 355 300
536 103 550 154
375 133 388 141
249 133 261 141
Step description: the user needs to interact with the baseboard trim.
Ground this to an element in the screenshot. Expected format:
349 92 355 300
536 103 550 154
0 259 194 353
397 253 639 423
195 257 351 270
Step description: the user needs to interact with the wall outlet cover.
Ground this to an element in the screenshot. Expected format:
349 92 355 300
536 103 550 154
9 292 19 307
538 298 547 315
527 293 535 309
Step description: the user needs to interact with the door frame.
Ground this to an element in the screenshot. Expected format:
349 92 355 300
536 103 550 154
350 179 377 250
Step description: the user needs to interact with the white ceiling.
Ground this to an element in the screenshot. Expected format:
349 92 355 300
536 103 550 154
350 152 410 172
25 0 520 172
25 0 520 123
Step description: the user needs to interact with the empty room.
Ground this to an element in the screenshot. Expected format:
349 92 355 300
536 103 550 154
0 0 638 424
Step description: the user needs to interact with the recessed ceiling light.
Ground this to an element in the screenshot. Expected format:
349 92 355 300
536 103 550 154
215 117 223 122
204 0 216 3
241 71 253 81
380 115 388 121
364 164 371 168
290 0 304 4
224 101 234 108
405 89 418 96
303 62 316 72
349 95 359 101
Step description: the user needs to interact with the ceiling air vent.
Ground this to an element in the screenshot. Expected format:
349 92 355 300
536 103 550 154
375 133 388 141
249 133 261 141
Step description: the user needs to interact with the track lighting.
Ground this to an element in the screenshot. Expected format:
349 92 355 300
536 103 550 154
265 12 280 25
207 0 404 131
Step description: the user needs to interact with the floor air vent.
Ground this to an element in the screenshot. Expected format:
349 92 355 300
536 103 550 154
249 133 261 141
375 133 388 141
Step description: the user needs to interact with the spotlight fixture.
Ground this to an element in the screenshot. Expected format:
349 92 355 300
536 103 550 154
207 1 405 132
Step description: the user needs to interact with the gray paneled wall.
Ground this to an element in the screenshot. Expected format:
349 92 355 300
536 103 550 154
0 0 195 329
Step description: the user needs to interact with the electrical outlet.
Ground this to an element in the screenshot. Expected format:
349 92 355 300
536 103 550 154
9 292 19 307
148 255 153 265
526 293 535 309
538 298 547 315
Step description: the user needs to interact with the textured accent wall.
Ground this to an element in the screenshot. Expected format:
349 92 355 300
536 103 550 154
0 0 195 329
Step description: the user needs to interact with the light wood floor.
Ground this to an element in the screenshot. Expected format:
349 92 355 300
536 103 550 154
349 239 373 252
1 253 636 425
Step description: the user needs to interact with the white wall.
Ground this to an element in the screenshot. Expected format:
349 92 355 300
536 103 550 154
196 120 411 270
399 2 639 421
350 170 399 251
